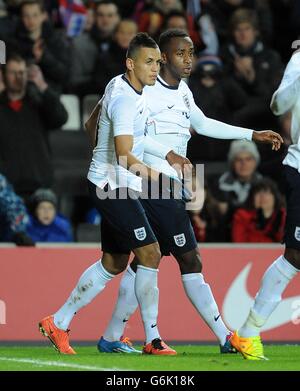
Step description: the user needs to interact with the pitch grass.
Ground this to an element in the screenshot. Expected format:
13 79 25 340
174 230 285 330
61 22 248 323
0 345 299 371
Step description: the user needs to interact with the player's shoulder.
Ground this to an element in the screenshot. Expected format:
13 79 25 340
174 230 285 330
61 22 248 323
105 75 137 106
179 79 192 95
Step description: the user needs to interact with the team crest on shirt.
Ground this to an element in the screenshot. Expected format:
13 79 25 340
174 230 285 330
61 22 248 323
134 227 147 241
182 94 190 110
174 233 186 247
295 227 300 241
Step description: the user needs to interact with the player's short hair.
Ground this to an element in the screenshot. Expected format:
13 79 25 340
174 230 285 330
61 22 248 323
20 0 45 13
158 28 190 53
126 32 158 59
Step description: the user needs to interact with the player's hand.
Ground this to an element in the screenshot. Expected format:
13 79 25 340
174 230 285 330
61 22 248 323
252 130 284 151
166 150 193 177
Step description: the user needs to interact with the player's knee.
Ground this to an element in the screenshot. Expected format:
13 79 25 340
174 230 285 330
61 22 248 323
176 250 202 274
102 253 129 275
284 248 300 270
135 243 161 268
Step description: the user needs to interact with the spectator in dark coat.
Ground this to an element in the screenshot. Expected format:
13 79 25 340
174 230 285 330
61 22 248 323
0 54 68 198
210 139 263 241
187 55 248 162
69 0 120 96
7 0 70 92
232 178 286 243
91 19 138 96
220 8 283 129
27 188 73 242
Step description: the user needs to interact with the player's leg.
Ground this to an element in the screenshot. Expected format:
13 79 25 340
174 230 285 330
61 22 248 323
102 258 139 344
91 182 175 355
173 248 236 353
231 166 300 360
39 181 132 354
132 242 177 355
39 251 128 354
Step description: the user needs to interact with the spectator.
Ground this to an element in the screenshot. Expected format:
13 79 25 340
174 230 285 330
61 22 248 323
69 0 120 95
210 140 262 240
202 0 273 45
27 188 73 242
138 0 183 39
187 55 248 162
8 0 70 92
221 8 282 129
91 19 138 95
0 54 68 198
162 10 204 52
232 178 286 242
0 173 34 245
0 0 17 41
190 186 228 242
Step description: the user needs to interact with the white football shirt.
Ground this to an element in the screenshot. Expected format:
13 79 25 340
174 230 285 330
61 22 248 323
271 52 300 172
143 75 253 178
87 74 148 191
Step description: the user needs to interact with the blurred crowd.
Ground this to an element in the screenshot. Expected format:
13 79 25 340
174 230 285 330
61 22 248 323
0 0 299 245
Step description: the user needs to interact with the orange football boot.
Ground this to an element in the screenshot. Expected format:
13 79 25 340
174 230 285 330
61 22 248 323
38 315 76 355
143 338 177 355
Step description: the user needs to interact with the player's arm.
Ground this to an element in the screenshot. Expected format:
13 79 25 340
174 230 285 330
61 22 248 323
85 97 103 146
114 135 159 181
111 96 160 181
270 53 300 115
144 134 193 176
190 99 283 151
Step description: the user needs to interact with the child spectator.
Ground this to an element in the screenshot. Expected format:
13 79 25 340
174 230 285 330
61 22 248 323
232 178 286 243
27 188 73 242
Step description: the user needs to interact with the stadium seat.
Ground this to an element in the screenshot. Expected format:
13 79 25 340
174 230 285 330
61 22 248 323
76 223 101 243
49 130 92 163
82 94 100 127
60 94 81 131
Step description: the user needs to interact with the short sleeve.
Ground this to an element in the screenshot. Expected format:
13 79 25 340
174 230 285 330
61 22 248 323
107 95 136 137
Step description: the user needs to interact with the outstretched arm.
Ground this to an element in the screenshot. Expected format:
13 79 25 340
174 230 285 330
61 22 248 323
190 99 283 150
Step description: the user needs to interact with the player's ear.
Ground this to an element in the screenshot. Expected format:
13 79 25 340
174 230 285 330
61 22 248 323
126 58 134 71
161 52 167 65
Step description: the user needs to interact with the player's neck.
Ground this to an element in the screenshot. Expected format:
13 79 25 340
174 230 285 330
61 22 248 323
124 72 143 94
159 69 180 88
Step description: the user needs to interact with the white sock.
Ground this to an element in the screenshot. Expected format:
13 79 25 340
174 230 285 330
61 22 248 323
103 266 138 342
239 255 299 338
135 265 160 343
182 273 230 345
54 260 114 330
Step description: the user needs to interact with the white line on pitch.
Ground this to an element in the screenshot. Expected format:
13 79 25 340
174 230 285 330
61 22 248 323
0 357 126 371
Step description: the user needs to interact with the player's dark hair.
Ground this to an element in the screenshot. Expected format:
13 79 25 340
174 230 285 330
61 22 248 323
158 28 190 52
20 0 45 13
126 32 158 59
